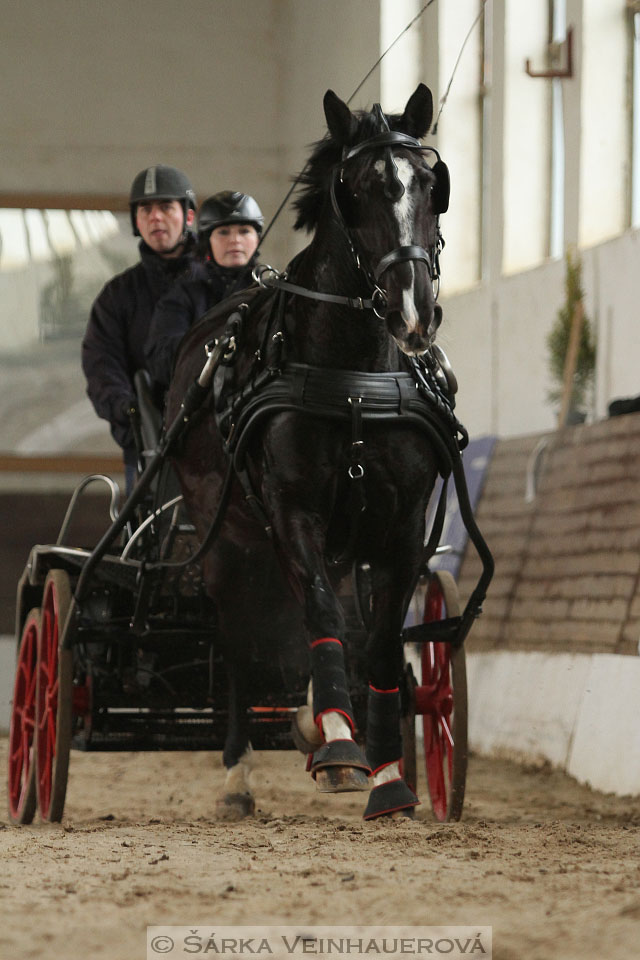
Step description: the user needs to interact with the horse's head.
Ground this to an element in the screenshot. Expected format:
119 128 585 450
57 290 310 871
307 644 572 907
294 84 449 358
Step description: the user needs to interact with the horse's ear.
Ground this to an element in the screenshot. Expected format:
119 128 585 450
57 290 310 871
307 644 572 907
323 89 355 145
398 83 433 139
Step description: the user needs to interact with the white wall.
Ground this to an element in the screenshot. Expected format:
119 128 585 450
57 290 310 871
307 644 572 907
0 0 383 268
2 1 279 191
440 257 565 438
442 225 640 439
468 651 640 797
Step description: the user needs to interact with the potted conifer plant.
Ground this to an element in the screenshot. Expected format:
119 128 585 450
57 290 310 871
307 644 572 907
546 247 596 425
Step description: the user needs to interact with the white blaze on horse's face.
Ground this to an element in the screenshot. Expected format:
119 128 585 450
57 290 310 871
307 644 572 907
374 156 421 336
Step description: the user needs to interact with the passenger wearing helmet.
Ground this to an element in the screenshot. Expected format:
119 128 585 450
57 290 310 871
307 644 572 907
82 164 197 486
145 191 262 389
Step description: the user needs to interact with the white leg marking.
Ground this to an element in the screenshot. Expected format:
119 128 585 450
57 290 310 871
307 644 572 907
322 711 352 742
371 760 401 788
224 744 254 794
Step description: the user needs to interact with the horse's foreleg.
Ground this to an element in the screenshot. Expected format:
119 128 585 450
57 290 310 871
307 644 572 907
364 684 418 818
308 635 370 792
363 555 422 819
268 516 370 792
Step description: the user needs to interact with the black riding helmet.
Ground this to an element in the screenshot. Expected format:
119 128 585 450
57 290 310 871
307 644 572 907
129 164 197 237
197 192 264 252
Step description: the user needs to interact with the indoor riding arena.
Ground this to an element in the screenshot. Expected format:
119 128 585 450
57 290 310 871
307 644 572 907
1 3 639 960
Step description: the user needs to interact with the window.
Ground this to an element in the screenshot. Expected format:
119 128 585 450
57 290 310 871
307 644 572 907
437 0 483 291
0 204 137 456
502 0 550 273
549 0 567 259
630 2 640 226
380 0 422 111
578 0 627 246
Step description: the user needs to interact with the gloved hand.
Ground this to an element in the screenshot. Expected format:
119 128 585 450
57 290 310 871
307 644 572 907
118 396 138 421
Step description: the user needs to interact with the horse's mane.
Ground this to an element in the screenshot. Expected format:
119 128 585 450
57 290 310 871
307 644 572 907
293 107 405 233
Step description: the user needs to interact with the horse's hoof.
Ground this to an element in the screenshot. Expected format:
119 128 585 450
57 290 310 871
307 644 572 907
215 792 255 821
291 705 324 754
315 765 370 793
389 806 416 820
363 779 420 820
310 740 371 793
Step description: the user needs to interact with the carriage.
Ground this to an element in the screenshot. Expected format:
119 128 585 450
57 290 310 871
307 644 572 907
7 84 493 826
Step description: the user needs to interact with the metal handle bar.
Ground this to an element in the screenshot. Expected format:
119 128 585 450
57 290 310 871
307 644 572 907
56 474 122 547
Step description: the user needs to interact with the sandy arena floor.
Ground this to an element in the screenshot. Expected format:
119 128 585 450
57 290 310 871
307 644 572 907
1 742 639 960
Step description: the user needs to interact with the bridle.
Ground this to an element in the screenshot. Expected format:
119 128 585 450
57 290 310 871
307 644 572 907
255 106 445 320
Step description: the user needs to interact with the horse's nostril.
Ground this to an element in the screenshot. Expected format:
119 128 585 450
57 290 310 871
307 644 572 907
433 304 443 329
406 331 426 350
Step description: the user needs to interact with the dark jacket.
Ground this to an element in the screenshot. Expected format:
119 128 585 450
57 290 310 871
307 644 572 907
81 237 196 464
145 257 256 389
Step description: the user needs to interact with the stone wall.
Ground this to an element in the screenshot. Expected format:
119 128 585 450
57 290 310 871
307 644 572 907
459 412 640 656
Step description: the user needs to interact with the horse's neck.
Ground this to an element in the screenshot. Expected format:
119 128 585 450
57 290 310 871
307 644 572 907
287 232 397 372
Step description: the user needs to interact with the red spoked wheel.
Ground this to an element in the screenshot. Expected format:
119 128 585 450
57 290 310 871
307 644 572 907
409 570 468 822
35 570 73 822
7 609 41 824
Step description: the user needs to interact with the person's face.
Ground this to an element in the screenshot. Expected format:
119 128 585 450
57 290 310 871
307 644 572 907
136 200 194 256
209 223 260 267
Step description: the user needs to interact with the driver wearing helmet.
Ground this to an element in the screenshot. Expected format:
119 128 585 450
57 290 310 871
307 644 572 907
145 191 263 389
81 164 197 487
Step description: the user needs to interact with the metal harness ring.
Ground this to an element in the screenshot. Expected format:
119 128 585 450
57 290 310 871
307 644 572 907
252 263 283 288
371 286 388 320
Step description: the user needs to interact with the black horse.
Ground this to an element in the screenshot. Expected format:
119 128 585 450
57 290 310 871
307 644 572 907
166 83 454 819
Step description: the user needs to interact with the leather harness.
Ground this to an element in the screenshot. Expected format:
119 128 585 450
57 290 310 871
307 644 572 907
211 290 467 558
